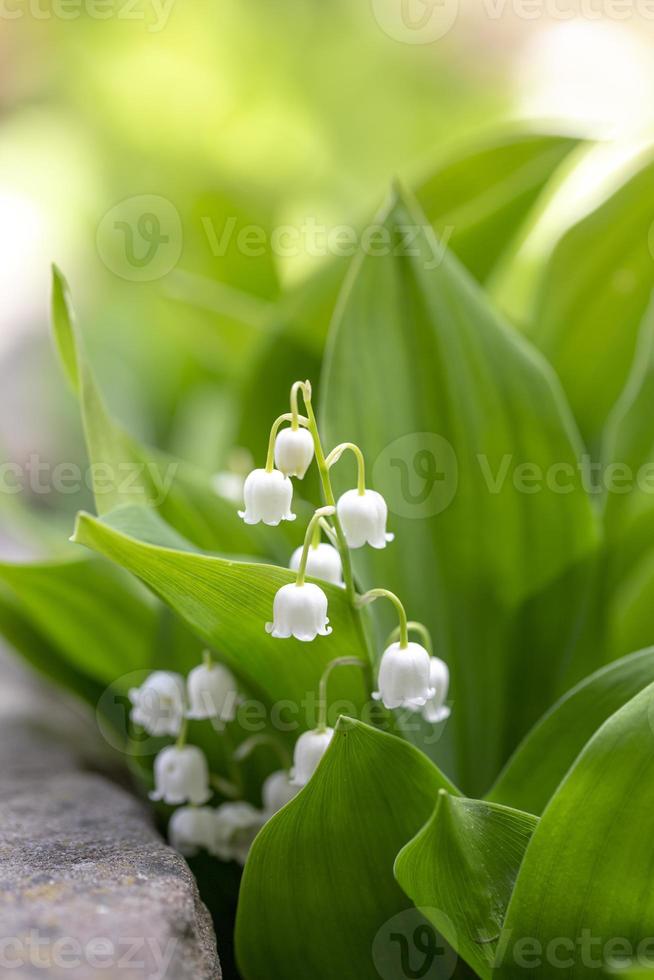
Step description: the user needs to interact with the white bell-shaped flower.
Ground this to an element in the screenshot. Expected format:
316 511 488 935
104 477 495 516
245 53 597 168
149 745 211 805
265 582 331 642
187 661 239 722
262 770 299 814
168 806 217 857
372 641 434 710
128 671 185 737
274 427 314 479
289 542 343 587
213 802 267 865
290 728 334 786
336 488 394 549
422 657 451 724
238 468 295 526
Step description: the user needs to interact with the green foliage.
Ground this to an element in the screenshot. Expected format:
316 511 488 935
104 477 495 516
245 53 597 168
321 185 600 793
236 718 456 980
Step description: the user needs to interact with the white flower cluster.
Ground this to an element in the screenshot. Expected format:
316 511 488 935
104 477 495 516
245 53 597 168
129 656 319 864
128 661 240 737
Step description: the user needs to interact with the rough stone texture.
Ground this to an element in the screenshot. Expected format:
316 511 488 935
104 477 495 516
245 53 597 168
0 649 221 979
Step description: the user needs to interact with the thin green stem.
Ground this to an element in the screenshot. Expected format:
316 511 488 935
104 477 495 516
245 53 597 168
233 734 292 770
210 774 241 799
317 657 367 731
387 621 433 655
264 412 309 472
296 506 335 586
175 716 189 749
318 517 338 548
298 383 356 602
325 442 366 496
290 381 304 430
311 517 322 549
202 649 214 670
356 589 409 648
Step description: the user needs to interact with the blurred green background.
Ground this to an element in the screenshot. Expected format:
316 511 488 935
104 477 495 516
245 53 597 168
0 0 654 551
3 0 654 549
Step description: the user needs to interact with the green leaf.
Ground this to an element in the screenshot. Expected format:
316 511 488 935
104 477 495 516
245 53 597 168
236 716 457 980
416 131 581 283
321 186 600 793
0 555 157 685
529 154 654 450
51 266 287 558
72 505 370 720
395 793 537 979
494 682 654 979
0 583 105 707
487 647 654 815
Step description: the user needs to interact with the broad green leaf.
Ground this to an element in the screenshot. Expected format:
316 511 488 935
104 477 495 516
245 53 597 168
321 186 600 794
236 717 457 980
72 505 370 720
395 793 537 979
529 154 654 450
51 266 288 559
237 131 580 465
0 555 157 685
600 302 654 659
0 584 105 707
416 131 581 283
487 647 654 815
494 682 654 979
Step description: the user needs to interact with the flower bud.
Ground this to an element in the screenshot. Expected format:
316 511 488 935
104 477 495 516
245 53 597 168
289 542 343 587
238 468 295 526
290 728 334 786
187 661 239 722
213 802 267 865
168 806 216 857
336 488 394 549
422 657 451 724
274 427 314 479
265 582 331 642
150 745 211 806
372 642 434 710
262 770 299 814
128 671 185 737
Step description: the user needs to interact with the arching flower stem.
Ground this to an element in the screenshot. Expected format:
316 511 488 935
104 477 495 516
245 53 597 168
234 734 292 770
356 589 409 649
295 507 335 586
325 442 366 496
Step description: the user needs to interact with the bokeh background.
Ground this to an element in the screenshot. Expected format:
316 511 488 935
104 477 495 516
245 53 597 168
3 0 654 552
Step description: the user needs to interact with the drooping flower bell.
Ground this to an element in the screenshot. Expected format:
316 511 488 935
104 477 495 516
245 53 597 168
213 802 267 865
422 657 451 724
289 542 343 587
262 769 299 814
266 582 331 642
372 641 434 711
168 806 217 857
337 488 394 549
187 658 239 722
274 426 314 479
238 468 295 526
290 728 334 786
128 671 185 737
150 745 211 805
